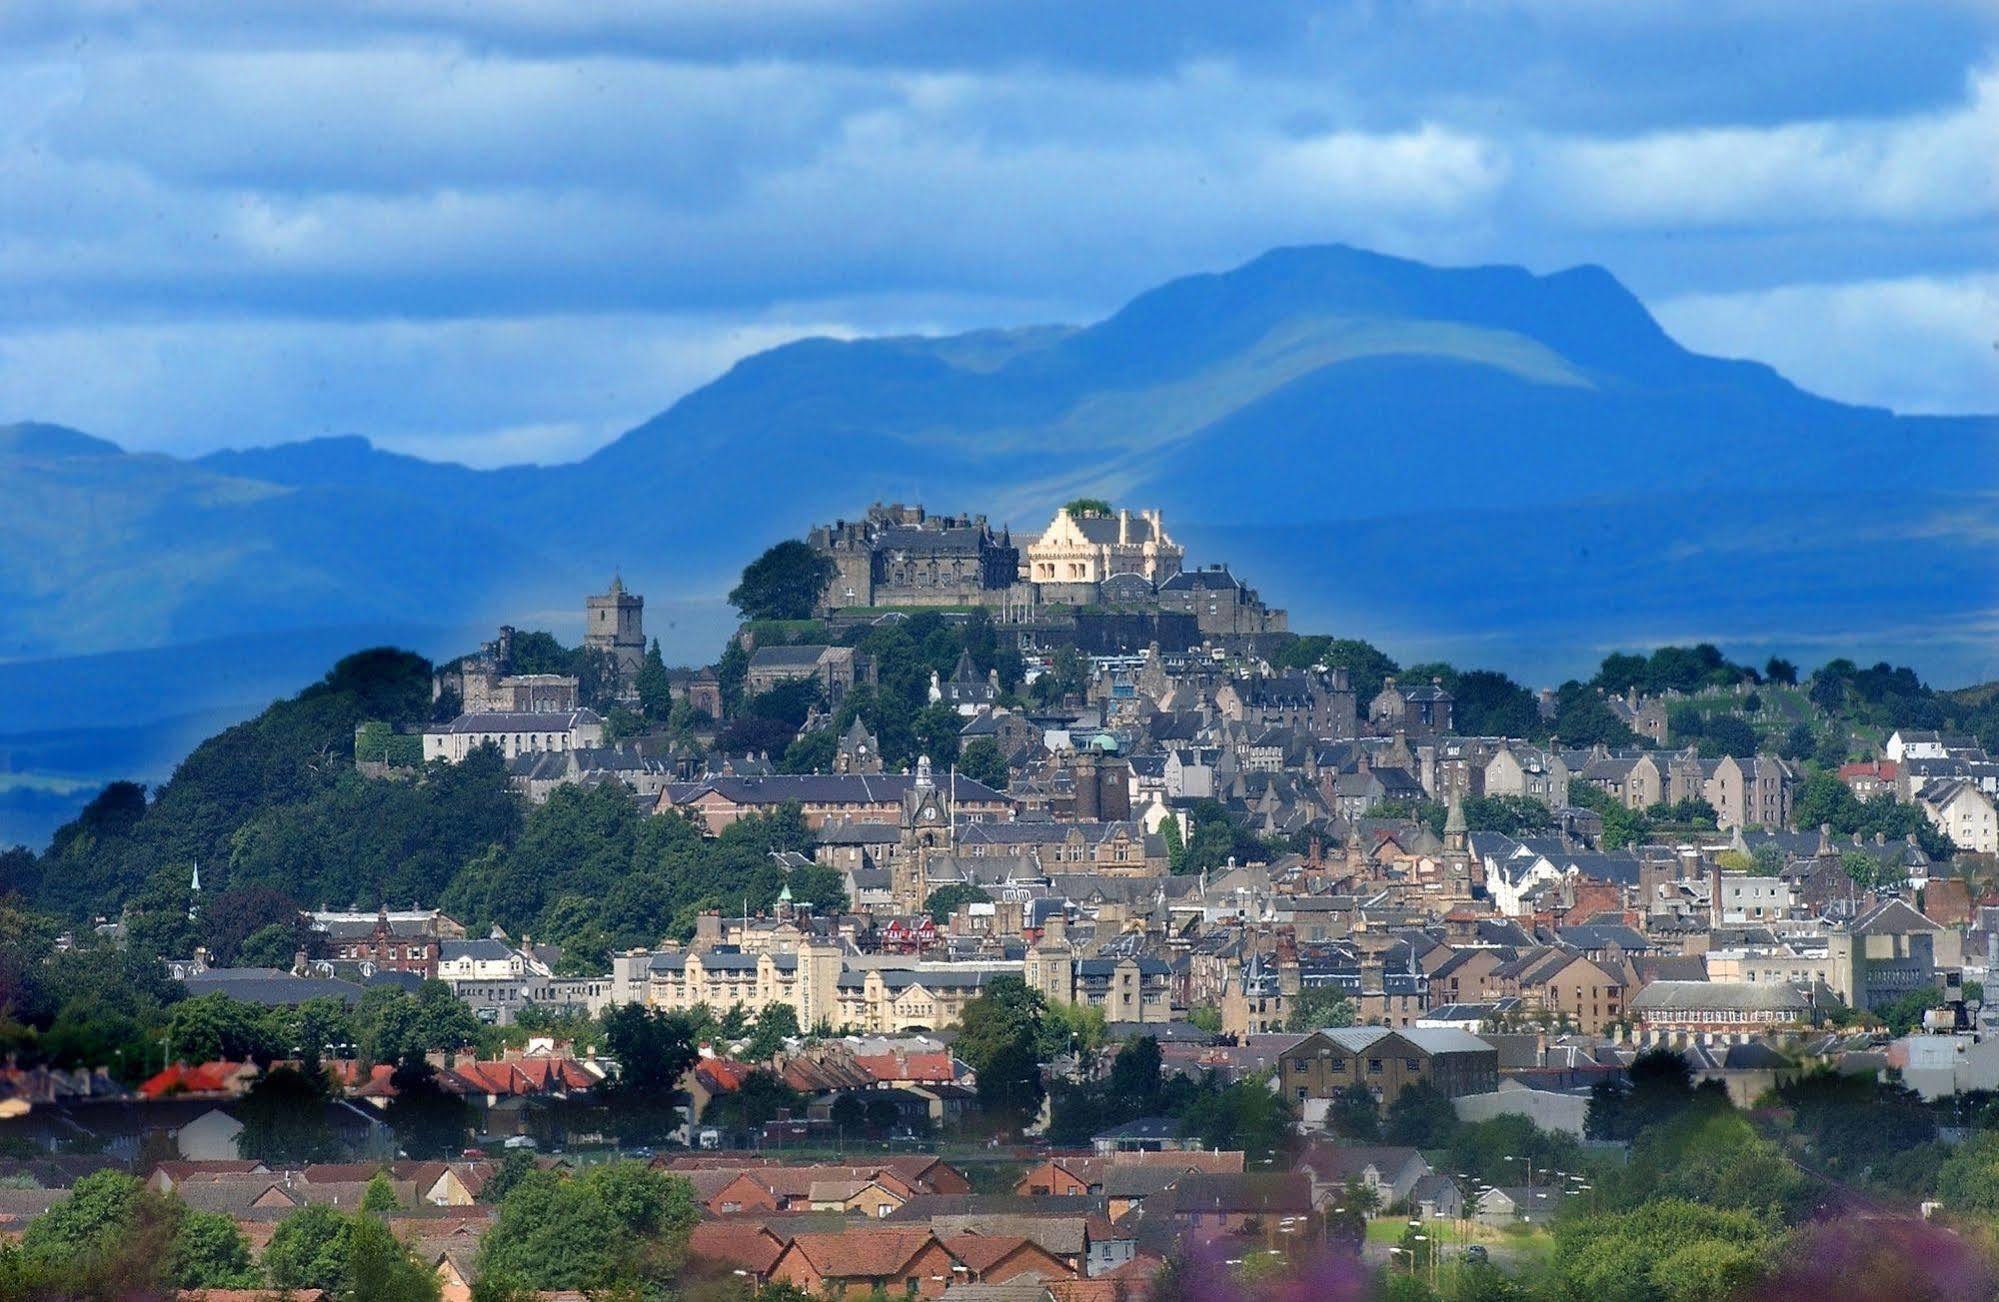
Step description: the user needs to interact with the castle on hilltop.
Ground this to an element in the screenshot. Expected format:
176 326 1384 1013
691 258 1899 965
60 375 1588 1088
810 503 1021 610
806 501 1283 641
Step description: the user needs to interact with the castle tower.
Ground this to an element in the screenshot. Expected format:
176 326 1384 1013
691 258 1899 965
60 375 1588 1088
585 577 646 690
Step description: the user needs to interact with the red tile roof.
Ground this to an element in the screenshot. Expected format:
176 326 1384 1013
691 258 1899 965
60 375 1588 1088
781 1229 940 1280
138 1062 248 1098
853 1051 957 1084
941 1233 1042 1273
689 1222 787 1275
696 1059 752 1093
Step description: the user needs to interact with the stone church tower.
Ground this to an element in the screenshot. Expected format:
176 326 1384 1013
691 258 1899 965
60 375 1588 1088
585 577 646 696
836 717 883 774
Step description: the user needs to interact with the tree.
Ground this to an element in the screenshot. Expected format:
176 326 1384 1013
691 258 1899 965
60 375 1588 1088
361 1171 403 1214
1549 1199 1773 1302
199 884 303 965
1552 689 1638 748
1179 1080 1296 1166
742 1002 801 1062
636 640 673 721
357 981 483 1068
924 883 991 925
478 1165 698 1291
1384 1082 1461 1149
1107 1036 1163 1115
166 992 280 1065
1063 498 1113 517
265 1205 353 1292
602 1003 700 1095
1697 715 1760 759
830 1093 866 1136
17 1169 256 1291
1765 657 1799 686
384 1061 473 1160
343 1207 441 1302
954 975 1046 1128
704 1069 805 1134
1937 1131 1999 1214
957 737 1010 788
237 1065 340 1165
1327 1081 1381 1141
1877 985 1945 1036
729 541 836 621
1586 1046 1707 1142
1039 999 1107 1061
480 1151 539 1205
1779 722 1816 760
1448 669 1543 738
167 1209 259 1290
238 921 304 969
1286 986 1356 1033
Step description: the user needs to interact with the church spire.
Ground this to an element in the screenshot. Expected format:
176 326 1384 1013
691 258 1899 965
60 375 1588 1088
1444 790 1469 854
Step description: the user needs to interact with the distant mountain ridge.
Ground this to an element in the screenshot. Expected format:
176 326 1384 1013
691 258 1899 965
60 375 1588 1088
1 241 1994 728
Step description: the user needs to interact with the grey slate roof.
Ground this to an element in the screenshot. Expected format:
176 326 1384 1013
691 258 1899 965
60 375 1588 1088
666 773 1008 806
183 968 365 1007
435 709 601 734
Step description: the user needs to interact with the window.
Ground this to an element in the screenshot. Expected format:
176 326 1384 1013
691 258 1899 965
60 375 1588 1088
1368 1058 1383 1074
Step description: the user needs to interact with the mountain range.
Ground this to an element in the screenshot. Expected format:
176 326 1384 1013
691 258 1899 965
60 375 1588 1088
3 243 1995 845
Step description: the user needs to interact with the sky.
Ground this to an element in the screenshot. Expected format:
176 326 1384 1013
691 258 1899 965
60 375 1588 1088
1 1 1994 468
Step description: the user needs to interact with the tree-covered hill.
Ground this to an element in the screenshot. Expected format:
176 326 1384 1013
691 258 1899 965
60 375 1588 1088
1 638 844 978
27 648 438 922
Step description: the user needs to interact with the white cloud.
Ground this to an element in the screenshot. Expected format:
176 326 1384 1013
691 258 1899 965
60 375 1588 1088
1655 273 1999 414
0 8 1992 459
1541 64 1999 228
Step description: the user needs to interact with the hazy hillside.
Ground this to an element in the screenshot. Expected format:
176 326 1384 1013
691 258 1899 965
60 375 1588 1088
2 242 1995 844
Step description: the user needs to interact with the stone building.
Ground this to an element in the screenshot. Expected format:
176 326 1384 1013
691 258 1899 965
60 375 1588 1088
422 708 606 763
655 765 1013 836
1157 565 1287 636
433 625 581 714
614 939 1017 1036
1368 677 1454 736
1024 506 1183 600
1024 925 1174 1023
316 907 445 979
585 577 646 698
744 645 873 706
810 503 1021 610
1278 1028 1499 1109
